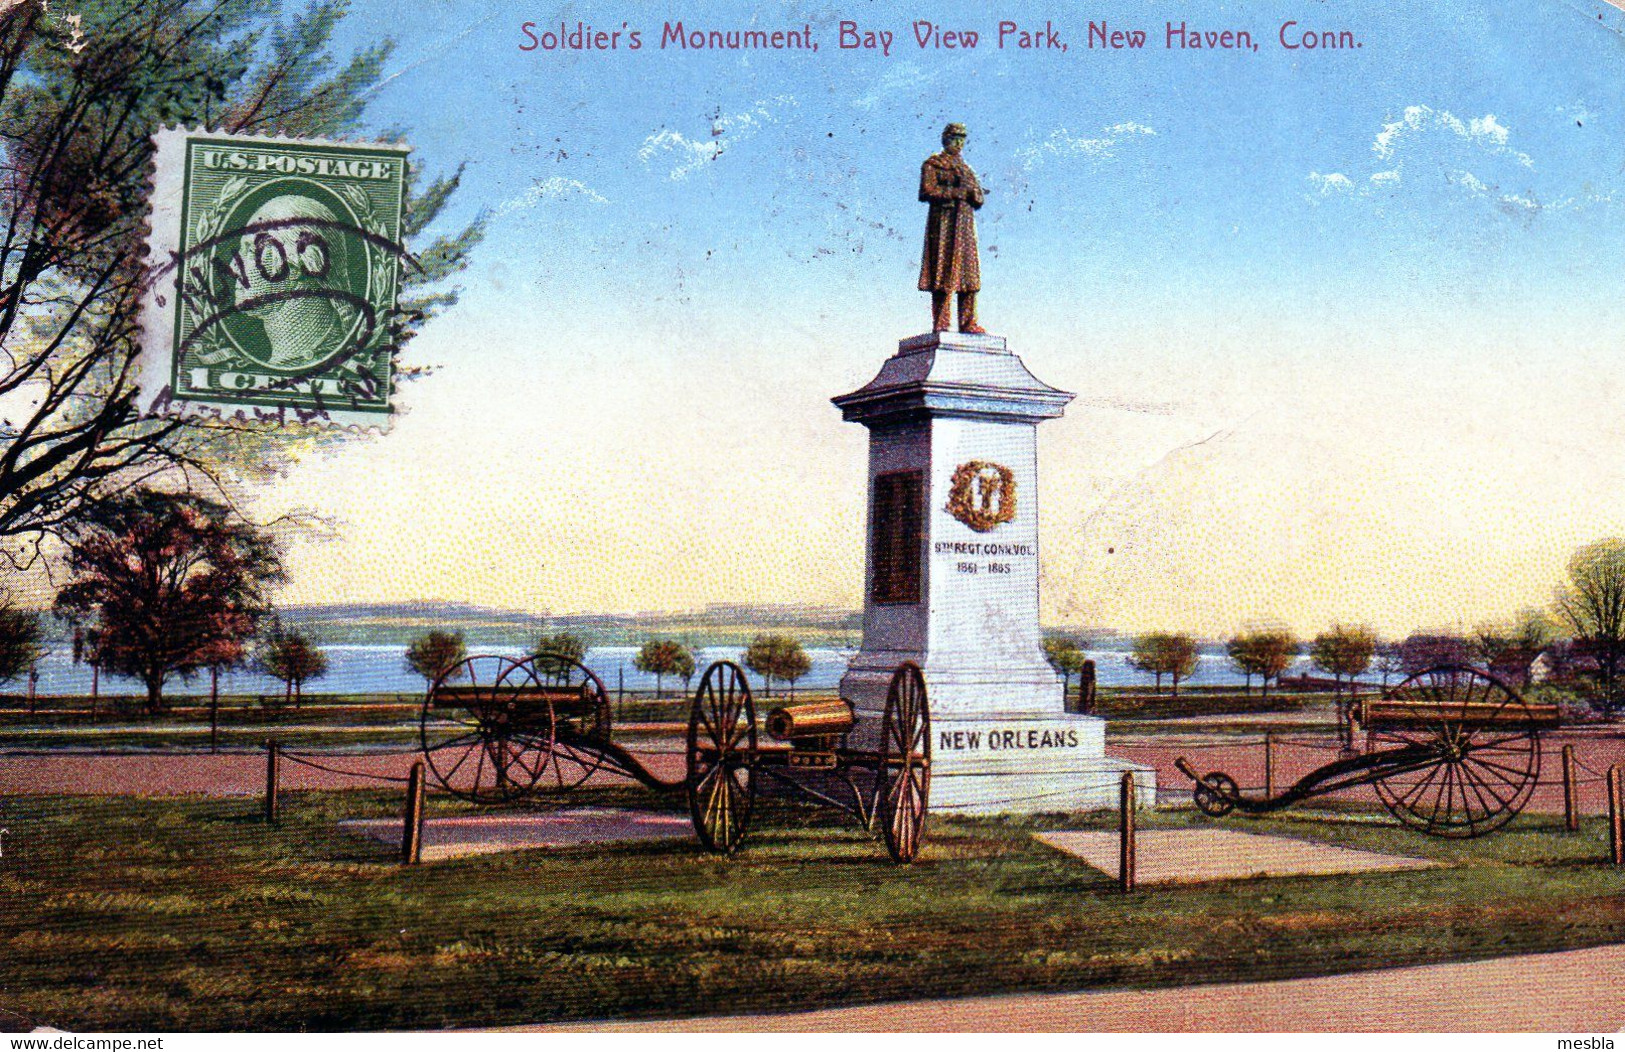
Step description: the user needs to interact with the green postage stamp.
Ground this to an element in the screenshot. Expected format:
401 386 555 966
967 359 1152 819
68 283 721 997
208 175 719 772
139 127 408 427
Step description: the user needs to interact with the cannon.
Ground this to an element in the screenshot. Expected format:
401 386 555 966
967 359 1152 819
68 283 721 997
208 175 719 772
686 661 931 863
420 654 931 861
1176 666 1562 838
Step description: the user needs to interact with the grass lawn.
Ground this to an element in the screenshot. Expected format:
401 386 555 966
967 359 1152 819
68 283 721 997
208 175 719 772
0 788 1620 1031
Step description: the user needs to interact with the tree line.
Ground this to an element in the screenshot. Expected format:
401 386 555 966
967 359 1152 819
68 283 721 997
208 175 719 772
405 631 813 699
1042 538 1625 721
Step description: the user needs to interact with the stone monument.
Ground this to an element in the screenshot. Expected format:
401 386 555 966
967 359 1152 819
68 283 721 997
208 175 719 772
834 123 1153 813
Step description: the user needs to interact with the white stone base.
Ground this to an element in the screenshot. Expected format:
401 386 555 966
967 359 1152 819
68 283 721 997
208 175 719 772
926 714 1155 814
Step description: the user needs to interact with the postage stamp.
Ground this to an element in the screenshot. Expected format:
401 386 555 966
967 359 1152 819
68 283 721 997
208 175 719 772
138 127 409 428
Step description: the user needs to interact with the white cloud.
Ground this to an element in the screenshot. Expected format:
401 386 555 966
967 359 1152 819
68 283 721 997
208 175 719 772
1018 121 1156 170
493 177 607 217
1307 172 1354 195
1306 104 1591 213
1371 105 1533 168
638 96 797 181
853 64 934 110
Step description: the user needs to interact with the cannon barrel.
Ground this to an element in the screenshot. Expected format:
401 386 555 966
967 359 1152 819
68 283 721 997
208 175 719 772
766 700 855 741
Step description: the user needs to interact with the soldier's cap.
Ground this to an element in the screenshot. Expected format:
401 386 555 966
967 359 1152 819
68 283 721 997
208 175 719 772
942 122 968 138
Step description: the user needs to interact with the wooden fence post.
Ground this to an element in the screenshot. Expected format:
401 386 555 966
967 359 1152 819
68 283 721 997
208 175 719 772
1264 732 1275 799
264 739 280 825
1609 765 1623 867
1118 771 1136 893
1562 744 1578 832
402 761 426 865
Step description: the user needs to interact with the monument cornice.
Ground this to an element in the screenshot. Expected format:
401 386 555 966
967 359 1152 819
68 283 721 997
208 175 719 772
831 330 1075 426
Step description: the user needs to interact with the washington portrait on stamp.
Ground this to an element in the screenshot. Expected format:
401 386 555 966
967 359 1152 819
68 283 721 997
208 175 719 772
138 127 408 428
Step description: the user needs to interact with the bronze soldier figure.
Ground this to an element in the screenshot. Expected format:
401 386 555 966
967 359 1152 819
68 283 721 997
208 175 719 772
918 122 985 334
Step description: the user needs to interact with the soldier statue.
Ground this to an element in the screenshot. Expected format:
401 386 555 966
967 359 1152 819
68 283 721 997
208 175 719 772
918 122 985 334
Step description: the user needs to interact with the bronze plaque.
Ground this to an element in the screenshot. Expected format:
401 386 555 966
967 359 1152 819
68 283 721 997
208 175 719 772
870 470 923 605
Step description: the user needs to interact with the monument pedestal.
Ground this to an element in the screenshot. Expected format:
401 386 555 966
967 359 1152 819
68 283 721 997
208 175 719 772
834 331 1154 813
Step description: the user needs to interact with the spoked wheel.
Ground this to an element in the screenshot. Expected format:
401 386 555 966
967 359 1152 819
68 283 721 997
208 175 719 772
1192 771 1239 817
1368 666 1542 838
878 662 931 863
514 652 612 794
687 661 757 854
421 655 555 804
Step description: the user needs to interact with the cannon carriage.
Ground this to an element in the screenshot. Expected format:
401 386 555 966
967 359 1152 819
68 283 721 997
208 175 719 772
686 660 931 862
1177 666 1562 838
420 653 931 862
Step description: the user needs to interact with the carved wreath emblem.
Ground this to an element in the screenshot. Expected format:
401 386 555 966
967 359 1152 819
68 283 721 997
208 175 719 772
947 461 1017 532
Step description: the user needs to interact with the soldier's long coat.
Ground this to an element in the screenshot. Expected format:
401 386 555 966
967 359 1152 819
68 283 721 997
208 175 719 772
918 151 984 293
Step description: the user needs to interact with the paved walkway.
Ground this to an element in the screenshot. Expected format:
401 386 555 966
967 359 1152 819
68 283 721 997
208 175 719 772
526 943 1625 1032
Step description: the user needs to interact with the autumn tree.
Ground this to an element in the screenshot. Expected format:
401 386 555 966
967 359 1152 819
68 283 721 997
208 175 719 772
405 629 466 689
1554 538 1625 715
1253 630 1298 698
635 639 694 698
0 1 482 565
256 621 327 707
53 489 283 711
1043 633 1089 707
1129 632 1199 697
533 632 586 684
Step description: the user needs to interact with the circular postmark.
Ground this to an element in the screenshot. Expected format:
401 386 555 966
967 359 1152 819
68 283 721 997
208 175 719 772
207 178 374 373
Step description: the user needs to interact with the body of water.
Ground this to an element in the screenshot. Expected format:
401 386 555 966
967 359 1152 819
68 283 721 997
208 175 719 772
16 645 1318 698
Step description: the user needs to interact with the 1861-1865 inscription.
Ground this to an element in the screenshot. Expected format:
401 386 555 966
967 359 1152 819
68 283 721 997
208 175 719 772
870 469 923 605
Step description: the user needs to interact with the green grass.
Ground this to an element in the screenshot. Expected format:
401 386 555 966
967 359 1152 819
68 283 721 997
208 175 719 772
0 789 1621 1031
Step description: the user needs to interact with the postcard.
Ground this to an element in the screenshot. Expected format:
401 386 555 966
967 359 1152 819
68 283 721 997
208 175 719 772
0 0 1622 1038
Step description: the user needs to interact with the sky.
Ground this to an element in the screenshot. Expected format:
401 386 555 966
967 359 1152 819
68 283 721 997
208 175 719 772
239 0 1625 637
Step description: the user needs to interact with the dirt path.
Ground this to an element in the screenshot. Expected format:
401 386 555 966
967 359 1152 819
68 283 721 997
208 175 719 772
1 731 1618 815
526 943 1625 1032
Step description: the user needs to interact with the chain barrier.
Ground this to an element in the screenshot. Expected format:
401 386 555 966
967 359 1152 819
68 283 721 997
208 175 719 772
277 749 416 784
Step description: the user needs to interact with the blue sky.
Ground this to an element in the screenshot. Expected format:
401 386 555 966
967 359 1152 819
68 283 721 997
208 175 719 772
329 0 1625 335
264 0 1625 635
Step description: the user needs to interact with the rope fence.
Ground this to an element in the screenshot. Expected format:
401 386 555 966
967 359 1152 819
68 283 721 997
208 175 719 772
250 722 1624 868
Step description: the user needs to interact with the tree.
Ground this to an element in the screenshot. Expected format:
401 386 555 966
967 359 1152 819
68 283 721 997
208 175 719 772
1554 538 1625 715
1310 624 1376 747
533 632 586 684
635 639 694 698
1043 633 1088 707
53 488 282 711
1226 634 1263 695
0 1 482 566
1397 633 1472 675
743 634 811 698
256 621 327 707
1472 609 1555 688
1251 629 1298 698
0 599 44 712
0 600 44 685
1129 633 1199 697
1373 640 1406 687
405 629 466 689
775 637 811 699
